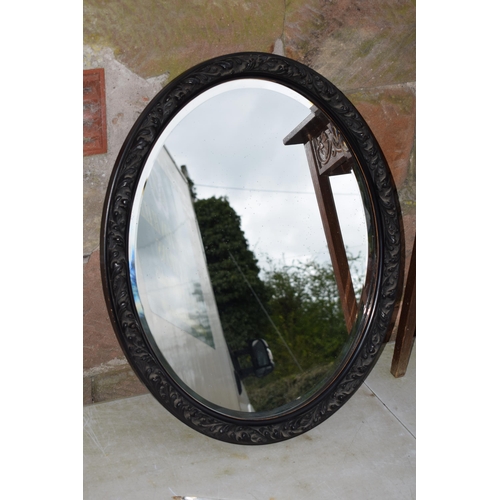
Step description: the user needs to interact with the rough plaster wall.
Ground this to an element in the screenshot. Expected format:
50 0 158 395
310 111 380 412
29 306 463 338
83 45 168 257
83 46 170 403
83 0 415 404
83 0 286 80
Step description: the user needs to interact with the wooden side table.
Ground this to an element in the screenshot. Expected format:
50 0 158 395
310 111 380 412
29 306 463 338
391 237 416 377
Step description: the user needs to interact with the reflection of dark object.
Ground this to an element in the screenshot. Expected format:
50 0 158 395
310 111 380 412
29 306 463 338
231 339 275 380
233 370 243 395
251 339 275 378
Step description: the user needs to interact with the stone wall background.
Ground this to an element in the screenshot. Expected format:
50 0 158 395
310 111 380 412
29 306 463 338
83 0 415 404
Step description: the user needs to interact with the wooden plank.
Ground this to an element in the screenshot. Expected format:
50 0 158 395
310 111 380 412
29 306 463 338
391 238 416 378
83 68 107 156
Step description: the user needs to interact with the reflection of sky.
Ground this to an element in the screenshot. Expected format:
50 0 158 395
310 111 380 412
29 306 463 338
160 80 367 278
330 173 368 274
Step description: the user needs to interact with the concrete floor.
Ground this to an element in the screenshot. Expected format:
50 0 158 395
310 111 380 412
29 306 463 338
83 341 416 500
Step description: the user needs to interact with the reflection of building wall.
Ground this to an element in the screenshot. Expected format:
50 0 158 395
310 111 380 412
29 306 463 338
134 147 251 411
83 1 415 404
136 147 216 348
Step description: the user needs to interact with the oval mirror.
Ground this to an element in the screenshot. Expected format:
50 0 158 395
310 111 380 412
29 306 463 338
101 52 402 445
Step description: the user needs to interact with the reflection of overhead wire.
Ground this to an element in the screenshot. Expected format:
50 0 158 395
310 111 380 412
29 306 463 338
197 183 357 196
228 251 303 373
198 183 313 194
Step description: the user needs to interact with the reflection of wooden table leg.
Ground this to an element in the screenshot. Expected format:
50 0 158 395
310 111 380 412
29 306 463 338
391 238 416 378
305 143 358 332
283 109 358 333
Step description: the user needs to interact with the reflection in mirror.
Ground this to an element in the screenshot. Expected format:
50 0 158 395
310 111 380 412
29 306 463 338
129 80 372 416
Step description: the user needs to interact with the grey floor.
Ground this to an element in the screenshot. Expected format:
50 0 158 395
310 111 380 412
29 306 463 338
83 341 416 500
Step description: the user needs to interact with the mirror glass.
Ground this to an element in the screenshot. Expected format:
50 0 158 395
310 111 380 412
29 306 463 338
128 79 372 416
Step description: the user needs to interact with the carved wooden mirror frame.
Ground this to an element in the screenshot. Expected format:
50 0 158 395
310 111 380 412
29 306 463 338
100 52 403 445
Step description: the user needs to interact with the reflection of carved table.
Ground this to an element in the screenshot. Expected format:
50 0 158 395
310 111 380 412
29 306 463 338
283 107 358 332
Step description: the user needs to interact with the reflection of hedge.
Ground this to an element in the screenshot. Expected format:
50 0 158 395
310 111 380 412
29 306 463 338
262 260 351 378
244 362 335 412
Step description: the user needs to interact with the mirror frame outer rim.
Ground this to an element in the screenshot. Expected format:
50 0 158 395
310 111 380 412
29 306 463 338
100 52 403 445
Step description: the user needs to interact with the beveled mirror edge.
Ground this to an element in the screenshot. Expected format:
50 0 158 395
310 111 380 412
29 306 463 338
100 52 403 445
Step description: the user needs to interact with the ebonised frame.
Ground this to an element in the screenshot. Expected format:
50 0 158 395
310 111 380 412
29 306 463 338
100 52 403 445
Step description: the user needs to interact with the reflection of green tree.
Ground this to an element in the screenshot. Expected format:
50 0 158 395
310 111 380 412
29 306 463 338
263 259 349 375
193 196 270 351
